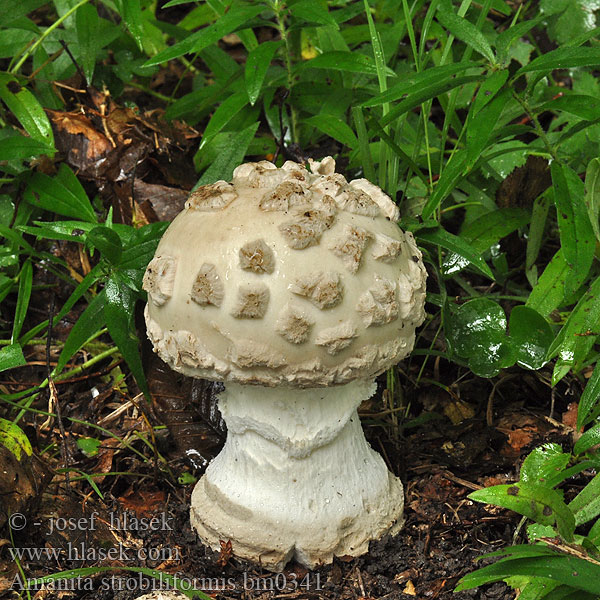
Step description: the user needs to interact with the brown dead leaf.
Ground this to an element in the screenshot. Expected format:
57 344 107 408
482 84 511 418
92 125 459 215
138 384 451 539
394 568 419 583
118 489 166 517
133 180 188 222
502 428 535 455
93 438 120 484
443 400 475 425
497 155 552 208
403 580 417 595
562 402 580 430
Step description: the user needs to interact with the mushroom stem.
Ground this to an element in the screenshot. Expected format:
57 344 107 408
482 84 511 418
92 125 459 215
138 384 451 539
190 379 404 571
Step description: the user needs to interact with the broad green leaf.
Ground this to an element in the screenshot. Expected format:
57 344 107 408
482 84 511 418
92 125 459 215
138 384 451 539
585 158 600 242
417 226 494 279
12 259 32 343
456 554 600 594
104 276 149 397
299 51 394 76
0 73 53 145
362 62 480 107
541 0 600 46
494 17 543 63
568 472 600 525
0 130 53 160
245 40 280 106
0 29 36 60
446 298 515 377
509 306 554 370
77 437 101 457
471 69 509 115
574 423 600 455
547 275 600 385
56 290 106 375
551 162 595 297
0 418 32 460
517 47 600 74
86 226 122 266
290 0 338 28
18 221 95 242
466 89 510 166
540 94 600 121
469 482 575 541
520 443 570 488
114 0 144 50
0 0 47 27
76 2 99 84
27 164 96 222
144 5 265 67
304 114 358 149
526 197 551 286
196 121 259 187
442 207 530 276
0 343 26 372
436 0 496 63
199 91 249 149
526 249 568 318
578 360 600 428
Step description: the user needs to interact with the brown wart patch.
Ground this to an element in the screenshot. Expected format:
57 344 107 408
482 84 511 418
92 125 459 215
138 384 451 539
290 272 344 310
239 239 276 274
278 209 335 249
143 256 177 307
315 322 358 355
185 181 237 211
342 188 380 217
356 276 398 327
275 305 314 344
259 181 310 211
231 283 270 319
371 232 402 262
328 225 371 273
191 263 225 307
229 339 285 369
309 173 347 199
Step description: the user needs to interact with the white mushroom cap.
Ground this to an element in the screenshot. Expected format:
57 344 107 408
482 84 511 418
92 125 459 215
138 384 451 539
143 158 426 388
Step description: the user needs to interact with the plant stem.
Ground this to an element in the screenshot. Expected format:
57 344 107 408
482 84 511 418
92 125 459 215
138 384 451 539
513 93 558 160
10 0 91 75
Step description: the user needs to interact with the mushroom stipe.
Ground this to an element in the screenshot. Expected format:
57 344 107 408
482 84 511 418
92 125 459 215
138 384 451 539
143 157 427 571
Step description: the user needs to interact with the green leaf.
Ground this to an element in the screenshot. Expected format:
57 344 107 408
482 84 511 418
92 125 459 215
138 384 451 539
539 94 600 121
0 418 32 460
245 40 280 106
574 423 600 455
290 0 338 28
469 482 575 541
578 360 600 428
471 69 509 115
0 0 47 27
12 259 32 344
466 89 510 166
568 472 600 525
114 0 144 51
379 75 484 128
27 164 96 222
526 249 568 318
517 47 600 74
442 207 529 276
362 62 481 107
76 437 101 457
585 158 600 242
494 17 543 63
547 275 600 385
75 2 99 84
508 306 554 371
0 130 53 160
56 290 106 376
104 276 149 397
86 226 122 266
304 114 358 149
520 443 570 488
0 343 26 373
417 226 494 279
0 73 54 146
456 553 600 594
199 91 249 149
299 50 395 76
551 162 595 297
436 0 496 63
144 5 265 67
196 121 259 187
446 298 515 377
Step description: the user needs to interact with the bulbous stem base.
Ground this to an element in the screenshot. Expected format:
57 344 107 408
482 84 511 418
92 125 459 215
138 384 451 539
190 379 404 571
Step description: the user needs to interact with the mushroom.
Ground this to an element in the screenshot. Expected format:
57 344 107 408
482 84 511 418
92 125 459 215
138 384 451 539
143 157 427 571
